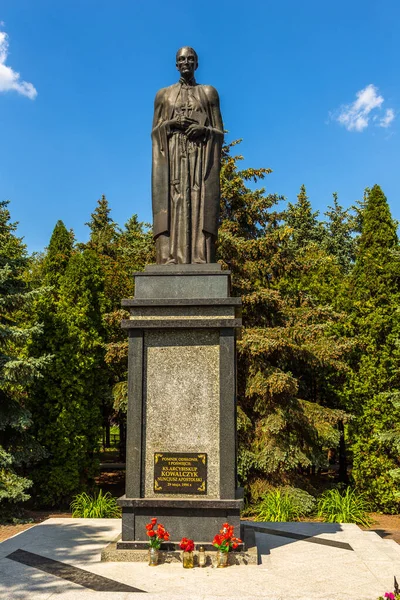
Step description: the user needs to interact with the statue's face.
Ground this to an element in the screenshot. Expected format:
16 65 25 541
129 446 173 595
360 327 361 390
176 47 197 78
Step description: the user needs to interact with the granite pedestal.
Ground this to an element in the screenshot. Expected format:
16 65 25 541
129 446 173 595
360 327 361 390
117 264 242 550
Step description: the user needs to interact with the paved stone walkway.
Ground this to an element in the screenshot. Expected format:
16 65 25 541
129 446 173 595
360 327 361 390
1 518 399 599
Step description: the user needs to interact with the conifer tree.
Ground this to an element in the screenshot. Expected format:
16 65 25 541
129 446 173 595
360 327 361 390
323 193 356 272
351 185 398 306
279 186 343 307
85 195 118 256
346 185 400 511
285 185 324 251
42 221 74 286
103 214 154 409
28 223 106 505
0 201 51 516
217 143 350 501
83 197 154 451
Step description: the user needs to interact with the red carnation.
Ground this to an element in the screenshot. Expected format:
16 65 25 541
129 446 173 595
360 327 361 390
179 537 194 552
145 520 170 549
213 522 241 552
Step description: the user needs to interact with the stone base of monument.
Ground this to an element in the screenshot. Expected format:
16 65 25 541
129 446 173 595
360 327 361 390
117 496 243 544
101 531 258 565
117 264 243 557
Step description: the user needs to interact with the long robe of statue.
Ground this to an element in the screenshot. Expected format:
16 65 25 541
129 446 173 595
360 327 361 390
151 48 223 265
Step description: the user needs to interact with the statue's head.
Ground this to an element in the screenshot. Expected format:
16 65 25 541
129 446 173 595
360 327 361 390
176 47 198 79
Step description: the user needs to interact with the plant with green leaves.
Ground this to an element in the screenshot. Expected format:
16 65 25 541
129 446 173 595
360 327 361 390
322 193 357 273
317 487 372 526
217 142 352 503
256 488 312 522
84 197 154 431
0 200 52 518
28 242 108 506
343 185 400 512
284 184 325 252
70 489 121 518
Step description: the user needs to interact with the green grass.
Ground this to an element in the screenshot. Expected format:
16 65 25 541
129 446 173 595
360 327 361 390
70 489 121 518
317 487 372 526
256 489 306 522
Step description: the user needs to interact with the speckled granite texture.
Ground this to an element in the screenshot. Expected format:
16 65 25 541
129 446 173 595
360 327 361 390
102 541 257 565
143 329 220 499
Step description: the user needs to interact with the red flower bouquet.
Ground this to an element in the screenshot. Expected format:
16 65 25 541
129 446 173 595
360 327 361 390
179 537 195 552
212 522 242 553
145 518 170 549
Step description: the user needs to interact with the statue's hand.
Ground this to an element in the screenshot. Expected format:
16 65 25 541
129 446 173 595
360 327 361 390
169 117 196 131
186 124 208 140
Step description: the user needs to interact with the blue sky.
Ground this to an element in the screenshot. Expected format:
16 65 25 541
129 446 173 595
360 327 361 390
0 0 399 252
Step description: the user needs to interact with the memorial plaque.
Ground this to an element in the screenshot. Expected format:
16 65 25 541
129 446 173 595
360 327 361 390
154 453 207 494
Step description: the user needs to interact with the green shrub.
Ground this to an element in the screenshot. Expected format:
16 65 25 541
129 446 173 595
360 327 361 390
284 486 316 516
317 487 372 526
248 478 271 504
256 489 307 522
70 490 121 518
352 433 400 514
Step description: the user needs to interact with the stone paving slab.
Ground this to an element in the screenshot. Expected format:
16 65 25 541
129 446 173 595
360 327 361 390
0 518 399 599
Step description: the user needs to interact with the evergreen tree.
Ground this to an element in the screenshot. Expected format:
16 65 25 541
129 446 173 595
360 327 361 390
217 143 350 502
0 201 51 516
322 193 357 272
102 215 154 451
284 185 324 251
279 185 343 307
85 195 118 256
83 197 154 451
351 185 398 305
345 185 400 511
28 230 106 505
42 220 74 286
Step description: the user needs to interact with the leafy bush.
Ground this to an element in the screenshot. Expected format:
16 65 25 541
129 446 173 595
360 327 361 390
247 478 271 504
351 394 400 514
284 486 316 516
256 488 309 522
70 490 121 518
352 442 400 513
317 487 372 526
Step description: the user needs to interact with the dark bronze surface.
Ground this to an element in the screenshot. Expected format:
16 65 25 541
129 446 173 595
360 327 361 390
153 452 207 494
152 47 223 264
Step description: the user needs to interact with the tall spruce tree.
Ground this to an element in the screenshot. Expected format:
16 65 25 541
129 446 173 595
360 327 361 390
323 193 357 273
103 214 154 422
85 195 118 256
28 222 107 505
279 186 343 307
285 185 325 251
0 201 51 516
345 185 400 511
83 197 154 451
42 220 74 286
217 143 350 502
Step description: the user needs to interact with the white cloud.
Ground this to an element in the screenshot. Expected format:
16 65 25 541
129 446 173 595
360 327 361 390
0 30 37 99
334 84 394 132
379 108 395 128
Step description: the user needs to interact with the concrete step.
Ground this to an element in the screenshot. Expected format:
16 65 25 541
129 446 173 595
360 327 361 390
361 531 400 562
